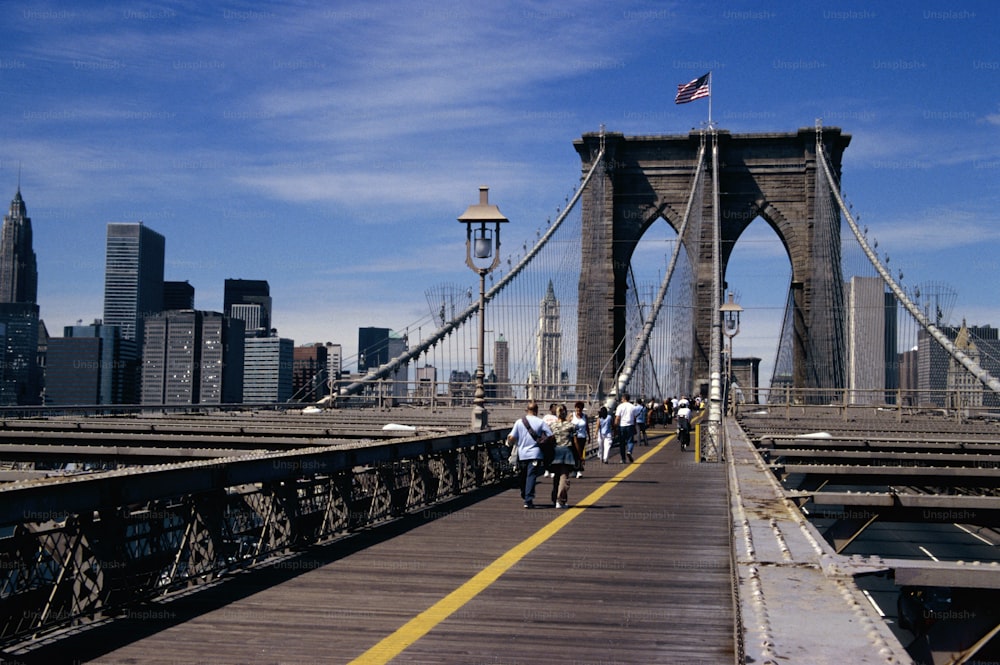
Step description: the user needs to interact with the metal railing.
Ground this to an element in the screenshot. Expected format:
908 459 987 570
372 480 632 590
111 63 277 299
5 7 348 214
0 429 513 646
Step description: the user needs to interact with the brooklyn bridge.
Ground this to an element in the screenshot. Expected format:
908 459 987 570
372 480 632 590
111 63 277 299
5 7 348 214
1 126 998 665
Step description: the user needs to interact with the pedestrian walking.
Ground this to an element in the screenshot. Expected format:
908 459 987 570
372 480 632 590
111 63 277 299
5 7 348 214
542 403 559 478
634 397 649 447
676 397 692 451
506 400 554 509
571 401 588 478
598 405 613 463
549 404 577 508
614 393 636 463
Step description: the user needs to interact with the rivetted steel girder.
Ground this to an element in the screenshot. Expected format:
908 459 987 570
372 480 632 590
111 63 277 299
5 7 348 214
889 559 1000 590
0 443 259 462
772 464 1000 486
0 428 409 450
789 491 1000 512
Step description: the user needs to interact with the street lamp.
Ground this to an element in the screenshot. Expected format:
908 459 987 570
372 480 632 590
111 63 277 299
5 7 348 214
458 186 508 429
719 292 743 415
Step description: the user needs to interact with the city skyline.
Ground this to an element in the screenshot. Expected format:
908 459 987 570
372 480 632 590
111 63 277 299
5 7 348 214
1 1 997 373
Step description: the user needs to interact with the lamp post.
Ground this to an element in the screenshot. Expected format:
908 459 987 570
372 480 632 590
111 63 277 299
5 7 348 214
719 292 743 415
458 186 508 430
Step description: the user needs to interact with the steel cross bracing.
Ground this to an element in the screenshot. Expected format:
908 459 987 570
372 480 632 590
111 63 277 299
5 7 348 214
337 147 606 400
0 428 512 646
816 125 1000 396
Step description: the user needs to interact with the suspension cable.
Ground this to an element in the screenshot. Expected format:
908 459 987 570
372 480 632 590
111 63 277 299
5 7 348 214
815 128 1000 395
338 147 606 397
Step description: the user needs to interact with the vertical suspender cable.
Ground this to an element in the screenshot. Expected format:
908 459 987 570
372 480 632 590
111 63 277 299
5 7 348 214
704 127 724 461
339 149 604 397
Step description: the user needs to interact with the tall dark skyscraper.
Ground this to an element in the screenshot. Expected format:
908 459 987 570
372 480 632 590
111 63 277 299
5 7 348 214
0 188 41 404
163 280 195 310
358 326 391 373
0 187 37 304
103 222 165 349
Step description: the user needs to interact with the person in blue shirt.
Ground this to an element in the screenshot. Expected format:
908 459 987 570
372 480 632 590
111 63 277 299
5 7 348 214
634 397 649 447
506 400 554 508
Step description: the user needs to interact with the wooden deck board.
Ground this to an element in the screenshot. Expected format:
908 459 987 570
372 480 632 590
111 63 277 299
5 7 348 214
19 429 735 664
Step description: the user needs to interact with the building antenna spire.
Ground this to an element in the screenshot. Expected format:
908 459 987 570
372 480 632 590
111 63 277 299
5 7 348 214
16 162 21 194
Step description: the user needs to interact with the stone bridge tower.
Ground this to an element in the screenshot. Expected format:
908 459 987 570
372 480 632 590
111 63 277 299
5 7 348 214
574 127 852 399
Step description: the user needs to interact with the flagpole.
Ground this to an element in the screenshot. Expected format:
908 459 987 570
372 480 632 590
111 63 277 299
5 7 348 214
708 71 713 127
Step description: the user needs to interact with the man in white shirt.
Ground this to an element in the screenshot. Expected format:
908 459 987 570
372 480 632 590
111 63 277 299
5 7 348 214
507 400 554 508
614 393 636 463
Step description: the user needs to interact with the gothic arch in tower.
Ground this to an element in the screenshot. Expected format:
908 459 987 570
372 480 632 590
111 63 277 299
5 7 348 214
574 128 851 398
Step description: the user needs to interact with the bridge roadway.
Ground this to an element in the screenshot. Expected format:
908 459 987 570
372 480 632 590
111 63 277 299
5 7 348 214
7 413 920 665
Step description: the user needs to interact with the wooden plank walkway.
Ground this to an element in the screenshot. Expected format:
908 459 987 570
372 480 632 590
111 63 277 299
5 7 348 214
17 425 735 665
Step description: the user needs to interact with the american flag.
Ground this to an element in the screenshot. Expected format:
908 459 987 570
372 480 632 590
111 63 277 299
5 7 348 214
675 73 710 104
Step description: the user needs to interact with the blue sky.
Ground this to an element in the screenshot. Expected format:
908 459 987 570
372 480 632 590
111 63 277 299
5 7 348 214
1 1 998 375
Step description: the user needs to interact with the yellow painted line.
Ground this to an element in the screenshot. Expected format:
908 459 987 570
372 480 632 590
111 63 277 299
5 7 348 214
349 433 676 664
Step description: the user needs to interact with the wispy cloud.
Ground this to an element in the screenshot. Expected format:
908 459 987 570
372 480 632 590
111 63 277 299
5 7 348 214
4 0 999 374
861 204 1000 254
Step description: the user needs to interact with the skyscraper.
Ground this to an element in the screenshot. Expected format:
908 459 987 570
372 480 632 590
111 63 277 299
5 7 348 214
358 326 391 373
141 310 244 405
386 332 408 398
243 333 294 403
224 279 271 336
292 343 329 402
494 334 510 398
536 280 562 398
102 223 164 403
0 188 41 404
846 276 886 405
46 321 127 405
0 187 37 304
355 327 408 401
141 310 200 405
46 336 102 405
163 280 195 310
103 223 165 348
200 311 245 404
326 343 342 384
0 303 41 404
